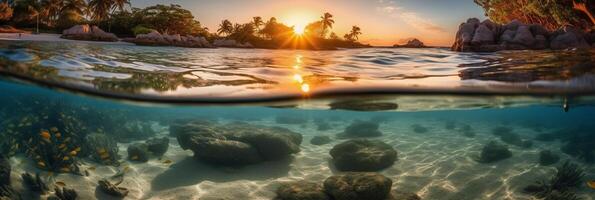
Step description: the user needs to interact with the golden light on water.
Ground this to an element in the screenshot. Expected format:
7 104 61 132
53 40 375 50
293 74 304 83
301 83 310 93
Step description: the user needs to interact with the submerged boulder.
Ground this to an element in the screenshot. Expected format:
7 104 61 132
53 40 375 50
222 124 302 160
61 25 118 42
324 172 393 200
390 190 421 200
338 120 383 138
275 181 330 200
411 124 429 134
330 139 397 171
539 150 560 166
476 141 512 163
550 26 591 50
127 143 150 162
190 137 262 166
146 137 169 157
310 136 332 146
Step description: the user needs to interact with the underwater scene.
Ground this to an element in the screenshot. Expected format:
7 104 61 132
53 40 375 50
0 41 594 200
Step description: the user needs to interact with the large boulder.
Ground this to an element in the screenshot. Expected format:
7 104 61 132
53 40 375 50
188 136 262 166
475 141 512 163
393 38 426 48
275 181 330 200
330 139 397 171
471 24 495 45
550 26 591 50
511 25 535 47
128 31 212 48
127 143 150 162
146 137 169 157
61 25 118 42
222 124 302 160
337 120 383 138
323 172 393 200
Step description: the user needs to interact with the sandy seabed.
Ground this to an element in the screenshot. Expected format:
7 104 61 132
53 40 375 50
6 116 595 200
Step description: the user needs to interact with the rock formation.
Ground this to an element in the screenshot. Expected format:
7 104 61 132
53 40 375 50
452 18 594 52
393 38 427 48
125 30 212 48
213 39 254 48
330 139 397 171
61 25 118 42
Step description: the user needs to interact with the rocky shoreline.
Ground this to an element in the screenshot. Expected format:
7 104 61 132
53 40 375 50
452 18 595 52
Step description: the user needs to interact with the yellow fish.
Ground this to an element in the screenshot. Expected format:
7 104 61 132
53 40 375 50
587 180 595 189
55 133 62 138
74 147 81 152
130 155 139 160
69 151 78 156
163 160 173 164
62 156 70 161
55 181 66 187
39 130 51 140
37 162 46 167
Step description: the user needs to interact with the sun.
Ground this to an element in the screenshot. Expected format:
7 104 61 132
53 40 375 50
293 23 306 35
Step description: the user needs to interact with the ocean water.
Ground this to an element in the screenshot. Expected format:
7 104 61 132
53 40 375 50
0 40 594 200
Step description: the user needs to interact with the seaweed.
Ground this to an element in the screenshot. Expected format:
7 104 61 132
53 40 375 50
523 161 585 199
21 173 49 194
85 133 119 166
114 121 156 142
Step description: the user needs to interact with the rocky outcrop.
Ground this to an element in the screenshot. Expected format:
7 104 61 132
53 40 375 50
393 38 427 48
125 30 212 48
275 181 330 200
337 120 383 138
475 141 512 163
452 18 594 52
213 39 254 48
61 25 118 42
324 172 393 200
330 139 397 171
175 121 302 166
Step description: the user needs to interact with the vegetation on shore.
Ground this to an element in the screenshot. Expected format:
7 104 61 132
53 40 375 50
0 1 368 49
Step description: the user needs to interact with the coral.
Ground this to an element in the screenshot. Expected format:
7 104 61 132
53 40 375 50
524 161 585 199
539 150 560 166
24 127 83 174
97 179 129 198
85 133 119 166
324 172 393 200
21 173 49 194
337 120 382 138
475 141 512 163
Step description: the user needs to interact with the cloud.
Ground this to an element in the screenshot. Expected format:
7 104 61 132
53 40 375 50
376 1 446 33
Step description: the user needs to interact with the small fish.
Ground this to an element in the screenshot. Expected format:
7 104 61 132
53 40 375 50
55 133 62 138
69 151 77 156
55 181 66 187
37 162 46 167
588 180 595 189
40 130 51 140
58 144 66 149
74 147 81 152
163 160 173 164
62 156 70 161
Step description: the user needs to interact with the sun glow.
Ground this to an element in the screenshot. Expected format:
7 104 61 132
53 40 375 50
293 24 306 35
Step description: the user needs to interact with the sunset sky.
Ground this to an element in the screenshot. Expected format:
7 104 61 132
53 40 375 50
132 0 486 47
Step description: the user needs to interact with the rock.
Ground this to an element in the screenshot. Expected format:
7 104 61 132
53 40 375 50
169 119 219 137
460 125 475 138
550 26 590 50
310 136 332 145
21 173 49 193
182 133 262 166
213 39 253 48
539 150 560 166
394 38 426 48
512 25 535 47
338 120 383 138
127 143 150 162
471 24 495 45
61 24 118 42
221 125 302 160
129 30 212 48
467 18 481 25
534 35 548 49
98 179 129 198
275 181 330 200
529 24 549 37
411 124 428 133
476 141 512 163
390 190 421 200
330 139 397 171
54 187 77 200
504 19 522 31
146 137 169 157
323 172 393 200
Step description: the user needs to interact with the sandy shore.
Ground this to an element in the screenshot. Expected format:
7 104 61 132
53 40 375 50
0 33 132 45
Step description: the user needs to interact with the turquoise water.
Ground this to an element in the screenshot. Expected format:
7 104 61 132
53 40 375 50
0 40 594 199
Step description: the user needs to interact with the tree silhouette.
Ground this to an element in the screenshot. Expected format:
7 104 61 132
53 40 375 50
320 12 334 38
217 19 233 36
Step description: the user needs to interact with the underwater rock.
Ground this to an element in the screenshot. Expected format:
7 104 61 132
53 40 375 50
169 119 219 137
492 127 531 148
310 136 332 146
275 115 308 125
222 124 302 160
524 161 584 199
116 121 156 142
146 137 169 157
337 120 382 139
98 179 129 198
539 150 560 166
460 125 475 138
21 173 49 194
187 137 262 166
560 132 595 163
411 124 428 134
85 133 119 166
52 187 78 200
389 190 421 200
330 139 397 172
323 172 393 200
476 141 512 163
329 100 398 111
274 181 330 200
127 143 150 162
315 120 332 131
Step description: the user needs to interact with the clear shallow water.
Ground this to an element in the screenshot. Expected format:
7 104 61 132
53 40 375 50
0 40 595 199
0 41 594 102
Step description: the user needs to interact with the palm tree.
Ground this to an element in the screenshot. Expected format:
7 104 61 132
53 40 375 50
111 0 129 12
41 0 63 26
320 12 334 38
28 4 40 34
217 19 233 36
88 0 111 21
348 26 361 41
61 0 87 17
252 16 263 37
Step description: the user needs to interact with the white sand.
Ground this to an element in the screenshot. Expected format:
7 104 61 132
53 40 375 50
0 33 132 45
7 117 595 200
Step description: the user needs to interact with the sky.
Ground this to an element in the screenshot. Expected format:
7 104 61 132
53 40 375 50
131 0 487 47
